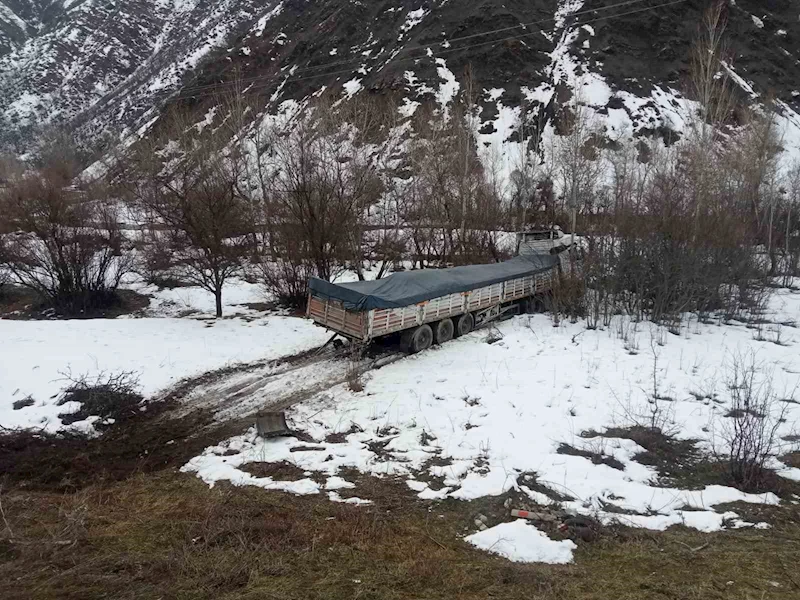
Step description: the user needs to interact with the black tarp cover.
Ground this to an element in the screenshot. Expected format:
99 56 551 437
308 254 560 311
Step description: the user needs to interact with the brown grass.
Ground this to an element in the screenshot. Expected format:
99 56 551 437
1 406 799 599
238 461 315 481
1 469 800 600
0 400 234 492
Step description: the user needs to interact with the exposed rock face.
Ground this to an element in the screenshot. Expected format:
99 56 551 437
1 0 800 159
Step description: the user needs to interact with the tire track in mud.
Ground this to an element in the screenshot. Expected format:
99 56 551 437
167 343 404 430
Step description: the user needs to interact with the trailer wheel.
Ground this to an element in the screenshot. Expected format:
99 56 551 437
455 313 474 337
402 324 433 354
434 318 454 344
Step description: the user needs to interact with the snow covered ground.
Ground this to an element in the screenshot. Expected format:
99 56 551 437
184 285 800 564
5 262 800 564
127 275 268 318
0 278 330 432
0 257 403 433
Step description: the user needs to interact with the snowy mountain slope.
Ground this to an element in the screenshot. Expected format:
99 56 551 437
0 0 278 151
2 0 800 163
0 1 34 56
0 0 62 56
0 0 164 149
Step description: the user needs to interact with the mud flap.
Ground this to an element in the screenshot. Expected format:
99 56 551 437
255 412 291 438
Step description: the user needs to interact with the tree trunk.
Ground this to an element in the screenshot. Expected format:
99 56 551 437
215 288 223 318
785 204 792 282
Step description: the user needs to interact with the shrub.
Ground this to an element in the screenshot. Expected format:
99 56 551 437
259 255 316 310
712 351 790 492
57 371 143 429
0 170 132 315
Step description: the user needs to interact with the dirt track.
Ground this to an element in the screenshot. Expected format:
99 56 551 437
166 341 405 430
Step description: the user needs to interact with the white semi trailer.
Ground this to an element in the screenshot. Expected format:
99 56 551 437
306 235 576 353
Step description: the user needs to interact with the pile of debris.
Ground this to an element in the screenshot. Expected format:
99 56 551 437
474 501 604 543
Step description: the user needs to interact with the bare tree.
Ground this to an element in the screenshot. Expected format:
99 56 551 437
509 105 545 231
129 110 251 317
781 161 800 282
268 94 383 283
552 92 604 244
686 0 738 241
576 0 783 327
258 226 317 309
403 84 505 267
217 72 286 257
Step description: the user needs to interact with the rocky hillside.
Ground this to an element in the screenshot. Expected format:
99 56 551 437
2 0 800 162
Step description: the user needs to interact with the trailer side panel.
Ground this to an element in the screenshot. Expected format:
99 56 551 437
370 304 421 338
307 294 367 340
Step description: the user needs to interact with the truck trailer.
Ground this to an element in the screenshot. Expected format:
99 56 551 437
306 247 566 353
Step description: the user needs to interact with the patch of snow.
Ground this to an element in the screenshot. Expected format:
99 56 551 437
125 275 264 317
401 8 428 33
5 91 46 127
752 15 764 29
0 4 28 32
186 284 800 532
521 83 552 106
434 58 459 109
195 106 217 132
193 458 321 494
475 99 522 186
723 62 758 98
404 70 434 97
328 492 373 505
329 48 338 55
325 476 355 490
486 88 504 101
342 78 362 97
554 0 585 31
252 3 284 37
398 97 420 118
465 520 577 564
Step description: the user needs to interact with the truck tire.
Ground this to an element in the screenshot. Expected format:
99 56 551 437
402 324 433 354
434 318 454 344
455 313 474 337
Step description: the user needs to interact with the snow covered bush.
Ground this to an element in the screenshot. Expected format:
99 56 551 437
57 370 143 430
